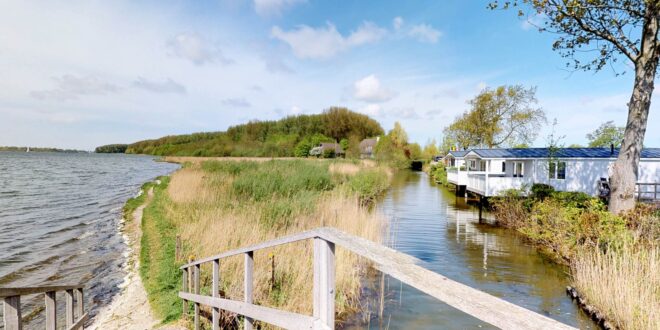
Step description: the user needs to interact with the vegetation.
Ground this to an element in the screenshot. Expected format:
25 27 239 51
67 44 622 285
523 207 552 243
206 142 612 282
491 186 659 328
374 121 422 169
95 144 128 153
0 146 85 153
586 121 625 148
138 159 390 327
429 162 448 185
443 85 546 149
489 1 660 213
126 107 383 157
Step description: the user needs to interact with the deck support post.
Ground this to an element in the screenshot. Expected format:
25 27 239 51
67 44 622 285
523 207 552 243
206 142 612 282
45 291 56 330
65 289 74 327
3 296 22 330
212 259 220 330
313 237 335 329
182 267 189 318
76 288 84 329
244 251 254 330
194 264 200 330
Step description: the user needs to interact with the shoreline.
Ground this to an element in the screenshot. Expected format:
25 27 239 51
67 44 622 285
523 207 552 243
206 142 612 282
88 184 164 330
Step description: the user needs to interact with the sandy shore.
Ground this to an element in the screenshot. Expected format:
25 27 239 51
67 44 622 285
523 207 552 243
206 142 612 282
89 186 181 330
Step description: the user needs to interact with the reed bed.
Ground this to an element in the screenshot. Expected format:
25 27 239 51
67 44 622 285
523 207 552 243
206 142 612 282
571 245 659 330
158 159 390 326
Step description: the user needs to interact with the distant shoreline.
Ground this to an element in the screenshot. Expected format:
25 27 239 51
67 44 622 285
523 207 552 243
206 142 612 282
0 146 89 153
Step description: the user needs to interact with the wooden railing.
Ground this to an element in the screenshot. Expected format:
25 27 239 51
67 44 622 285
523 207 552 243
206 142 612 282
636 182 659 202
180 227 576 330
1 285 87 330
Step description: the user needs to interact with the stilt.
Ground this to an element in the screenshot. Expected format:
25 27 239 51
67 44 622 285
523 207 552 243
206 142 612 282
478 195 483 224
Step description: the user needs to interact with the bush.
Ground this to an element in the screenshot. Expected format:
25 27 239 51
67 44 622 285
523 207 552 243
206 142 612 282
551 191 594 209
322 149 336 158
430 163 447 185
530 183 555 200
348 169 390 203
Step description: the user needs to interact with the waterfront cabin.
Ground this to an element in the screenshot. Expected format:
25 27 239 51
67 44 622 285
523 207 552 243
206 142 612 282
450 147 660 197
445 150 469 186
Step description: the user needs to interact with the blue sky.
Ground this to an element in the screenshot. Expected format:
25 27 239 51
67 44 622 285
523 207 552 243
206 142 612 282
1 0 657 150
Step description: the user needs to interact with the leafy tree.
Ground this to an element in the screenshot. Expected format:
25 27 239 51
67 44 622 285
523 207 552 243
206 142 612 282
512 143 530 148
321 107 384 141
586 121 625 147
389 121 408 148
568 143 585 148
422 139 440 161
406 143 423 160
374 135 410 169
444 85 546 148
439 133 459 153
489 0 660 213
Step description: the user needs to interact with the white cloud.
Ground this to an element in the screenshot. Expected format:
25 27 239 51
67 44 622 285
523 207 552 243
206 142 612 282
222 98 251 107
361 104 383 116
408 24 442 43
30 75 120 101
253 0 305 17
271 21 387 59
133 77 186 94
167 33 233 65
353 74 396 102
393 17 404 30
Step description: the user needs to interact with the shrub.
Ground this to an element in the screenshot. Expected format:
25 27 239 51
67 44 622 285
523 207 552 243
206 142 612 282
348 169 389 203
322 149 336 158
530 183 555 200
551 191 594 209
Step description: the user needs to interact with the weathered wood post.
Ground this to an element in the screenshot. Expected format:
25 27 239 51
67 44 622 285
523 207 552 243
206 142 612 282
76 288 84 329
244 251 254 330
212 258 220 330
45 291 56 330
65 289 74 327
194 264 200 330
182 267 189 318
313 237 335 329
3 295 22 330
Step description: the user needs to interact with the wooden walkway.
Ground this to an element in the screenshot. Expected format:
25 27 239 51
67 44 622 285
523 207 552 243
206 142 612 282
1 285 87 330
180 227 577 330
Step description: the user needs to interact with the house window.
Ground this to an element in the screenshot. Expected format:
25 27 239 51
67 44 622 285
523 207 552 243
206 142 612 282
479 161 486 171
548 161 567 179
513 162 524 177
470 160 476 170
501 162 506 172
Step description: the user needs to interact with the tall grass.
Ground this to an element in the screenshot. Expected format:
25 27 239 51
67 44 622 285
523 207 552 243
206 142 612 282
572 245 659 330
141 159 389 327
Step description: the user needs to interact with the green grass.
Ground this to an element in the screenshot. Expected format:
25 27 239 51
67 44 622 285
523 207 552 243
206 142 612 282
347 169 390 203
123 181 157 222
138 176 182 323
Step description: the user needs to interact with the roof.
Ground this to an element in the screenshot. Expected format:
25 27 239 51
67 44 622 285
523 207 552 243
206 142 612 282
359 138 378 148
466 147 660 159
446 150 468 158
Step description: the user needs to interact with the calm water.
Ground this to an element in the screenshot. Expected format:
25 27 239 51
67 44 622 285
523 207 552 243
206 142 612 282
0 152 178 327
346 171 596 329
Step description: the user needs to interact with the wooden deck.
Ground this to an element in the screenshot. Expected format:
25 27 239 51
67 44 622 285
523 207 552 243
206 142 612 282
180 227 577 330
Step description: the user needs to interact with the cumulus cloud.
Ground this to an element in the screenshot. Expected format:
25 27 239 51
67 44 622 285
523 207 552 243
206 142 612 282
30 74 120 101
271 21 387 59
361 104 383 117
221 98 251 107
254 0 305 16
353 74 396 102
408 24 442 43
393 17 404 30
167 33 233 65
133 77 186 94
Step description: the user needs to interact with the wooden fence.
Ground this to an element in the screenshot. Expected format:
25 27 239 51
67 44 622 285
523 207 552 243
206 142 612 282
1 285 86 330
636 182 659 202
180 227 577 330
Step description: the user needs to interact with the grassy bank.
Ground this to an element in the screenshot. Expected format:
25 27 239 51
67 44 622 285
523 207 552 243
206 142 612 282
139 159 391 327
491 186 659 329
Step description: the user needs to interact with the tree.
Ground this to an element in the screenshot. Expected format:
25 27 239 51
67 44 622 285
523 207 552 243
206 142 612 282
389 121 408 148
587 121 625 147
444 85 546 148
422 139 440 161
489 1 660 213
321 107 384 141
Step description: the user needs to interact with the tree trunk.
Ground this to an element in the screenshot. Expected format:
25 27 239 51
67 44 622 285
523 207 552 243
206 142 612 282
609 7 660 214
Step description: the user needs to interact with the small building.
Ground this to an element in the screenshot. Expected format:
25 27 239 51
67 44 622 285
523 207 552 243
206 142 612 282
359 137 379 159
448 147 660 197
310 143 344 157
444 150 469 187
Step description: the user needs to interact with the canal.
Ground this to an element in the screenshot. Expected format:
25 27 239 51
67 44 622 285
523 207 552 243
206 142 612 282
346 171 596 329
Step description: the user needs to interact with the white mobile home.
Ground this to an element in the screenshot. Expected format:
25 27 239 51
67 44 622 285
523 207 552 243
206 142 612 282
449 147 660 197
444 150 469 186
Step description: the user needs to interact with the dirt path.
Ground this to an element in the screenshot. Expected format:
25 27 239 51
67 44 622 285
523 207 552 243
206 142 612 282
90 187 181 330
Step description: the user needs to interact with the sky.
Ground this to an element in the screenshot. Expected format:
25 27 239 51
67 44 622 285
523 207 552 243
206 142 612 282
1 0 659 150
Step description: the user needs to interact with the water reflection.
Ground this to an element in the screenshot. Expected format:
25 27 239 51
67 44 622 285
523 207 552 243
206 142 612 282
344 171 594 329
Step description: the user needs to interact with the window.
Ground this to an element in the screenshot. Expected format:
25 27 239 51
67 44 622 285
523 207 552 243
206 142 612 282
479 161 486 171
548 161 567 179
501 162 506 173
513 162 524 177
470 160 476 170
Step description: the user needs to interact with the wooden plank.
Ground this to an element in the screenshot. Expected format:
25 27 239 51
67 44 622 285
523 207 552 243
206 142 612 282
180 231 317 269
66 312 89 330
66 289 74 327
212 259 220 330
316 227 576 330
178 292 315 330
313 238 335 329
0 286 82 298
75 288 84 326
182 267 188 318
244 251 254 330
3 295 22 330
194 264 200 330
45 291 56 330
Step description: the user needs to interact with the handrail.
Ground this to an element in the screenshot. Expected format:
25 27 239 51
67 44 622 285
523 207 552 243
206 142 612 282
1 285 87 330
179 227 577 330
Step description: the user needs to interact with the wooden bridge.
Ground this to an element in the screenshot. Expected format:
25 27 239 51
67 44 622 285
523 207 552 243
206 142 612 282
180 227 577 330
1 285 87 330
